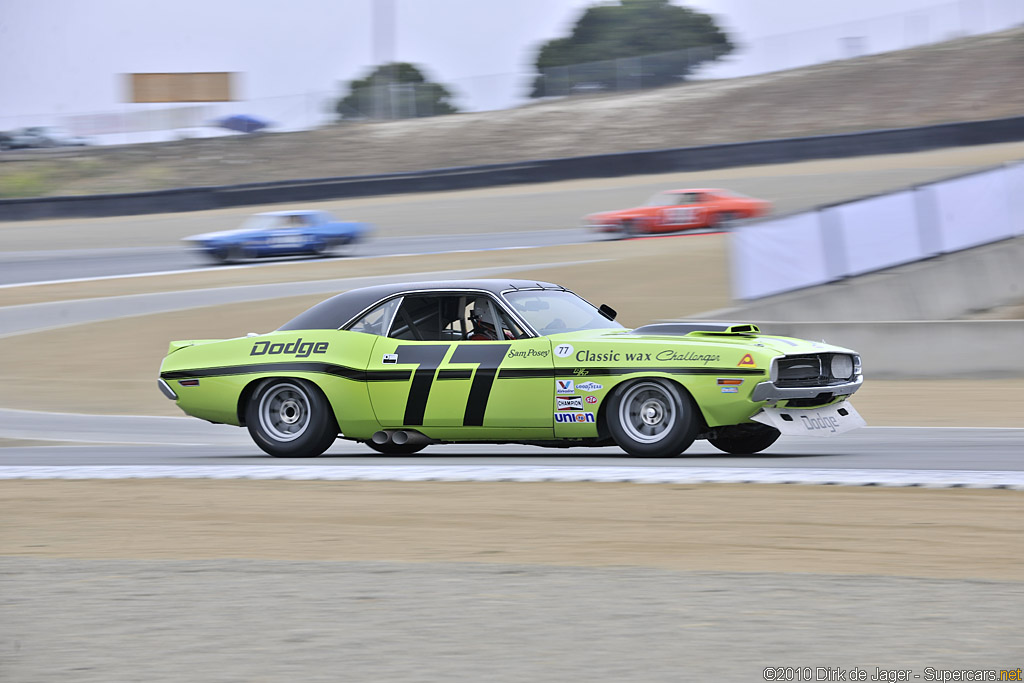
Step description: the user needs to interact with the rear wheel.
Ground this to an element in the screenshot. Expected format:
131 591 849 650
620 220 638 239
245 379 338 457
607 379 698 457
708 424 781 454
715 211 739 230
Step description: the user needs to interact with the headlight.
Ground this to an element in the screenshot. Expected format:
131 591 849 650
853 354 862 376
830 354 854 380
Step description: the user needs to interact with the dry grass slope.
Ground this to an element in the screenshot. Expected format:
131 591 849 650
1 28 1022 197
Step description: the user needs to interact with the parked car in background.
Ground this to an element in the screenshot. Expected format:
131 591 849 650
2 126 91 149
183 210 373 264
584 188 771 237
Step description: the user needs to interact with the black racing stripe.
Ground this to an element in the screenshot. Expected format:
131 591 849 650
161 362 410 382
498 368 557 379
437 369 473 380
559 366 766 377
364 369 413 381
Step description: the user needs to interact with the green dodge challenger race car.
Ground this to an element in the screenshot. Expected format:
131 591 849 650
158 279 865 458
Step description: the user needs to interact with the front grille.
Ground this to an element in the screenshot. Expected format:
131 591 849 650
784 393 834 408
776 354 854 388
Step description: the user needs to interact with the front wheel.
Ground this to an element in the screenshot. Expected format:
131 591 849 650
219 245 251 264
607 379 699 457
245 379 338 457
708 424 780 455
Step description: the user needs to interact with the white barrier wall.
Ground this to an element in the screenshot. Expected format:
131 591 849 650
731 160 1024 300
828 190 922 277
1005 162 1024 237
732 213 828 300
932 167 1014 252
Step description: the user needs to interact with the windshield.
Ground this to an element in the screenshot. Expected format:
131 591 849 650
241 214 282 231
504 290 623 335
646 191 703 206
645 192 678 207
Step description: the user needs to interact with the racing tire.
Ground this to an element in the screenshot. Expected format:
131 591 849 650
708 424 781 455
620 220 638 240
607 379 699 457
245 379 338 458
224 245 250 264
715 212 739 230
364 441 427 455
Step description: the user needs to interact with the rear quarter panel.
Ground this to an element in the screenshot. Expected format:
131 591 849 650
160 330 380 437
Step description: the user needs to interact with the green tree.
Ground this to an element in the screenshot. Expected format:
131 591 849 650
531 0 733 97
335 62 458 120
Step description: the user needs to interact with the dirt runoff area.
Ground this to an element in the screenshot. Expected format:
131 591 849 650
3 480 1022 581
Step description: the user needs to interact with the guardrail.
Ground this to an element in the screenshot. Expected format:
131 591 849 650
2 115 1024 221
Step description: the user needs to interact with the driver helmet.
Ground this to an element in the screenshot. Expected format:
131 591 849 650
469 298 499 340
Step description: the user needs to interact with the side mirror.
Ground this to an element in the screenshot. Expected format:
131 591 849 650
598 304 617 321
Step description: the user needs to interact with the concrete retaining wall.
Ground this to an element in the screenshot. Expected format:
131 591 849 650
750 320 1024 378
3 115 1024 221
691 236 1024 377
718 235 1024 322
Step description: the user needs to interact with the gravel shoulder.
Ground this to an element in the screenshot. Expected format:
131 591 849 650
5 557 1021 683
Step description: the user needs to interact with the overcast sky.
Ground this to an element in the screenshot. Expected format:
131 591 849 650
1 0 1020 124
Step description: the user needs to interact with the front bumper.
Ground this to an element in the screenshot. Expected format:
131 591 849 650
751 374 863 403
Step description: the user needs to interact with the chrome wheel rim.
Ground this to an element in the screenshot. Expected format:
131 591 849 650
258 382 310 442
618 381 677 443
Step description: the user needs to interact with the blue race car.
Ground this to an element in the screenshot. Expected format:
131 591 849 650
184 210 372 264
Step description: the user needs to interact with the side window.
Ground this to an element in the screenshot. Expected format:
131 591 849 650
348 298 400 336
388 295 463 341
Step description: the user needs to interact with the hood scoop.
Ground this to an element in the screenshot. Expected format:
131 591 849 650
628 322 761 336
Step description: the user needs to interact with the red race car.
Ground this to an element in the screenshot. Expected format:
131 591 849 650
584 188 771 237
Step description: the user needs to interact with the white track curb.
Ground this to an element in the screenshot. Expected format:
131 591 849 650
2 466 1022 489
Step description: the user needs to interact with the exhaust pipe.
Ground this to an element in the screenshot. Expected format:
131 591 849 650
372 430 434 447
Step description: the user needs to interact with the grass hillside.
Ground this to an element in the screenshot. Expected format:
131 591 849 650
1 27 1022 198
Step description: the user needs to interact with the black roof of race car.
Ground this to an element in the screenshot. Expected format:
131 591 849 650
277 279 563 331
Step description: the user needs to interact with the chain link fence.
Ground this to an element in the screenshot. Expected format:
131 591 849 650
2 0 1021 145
